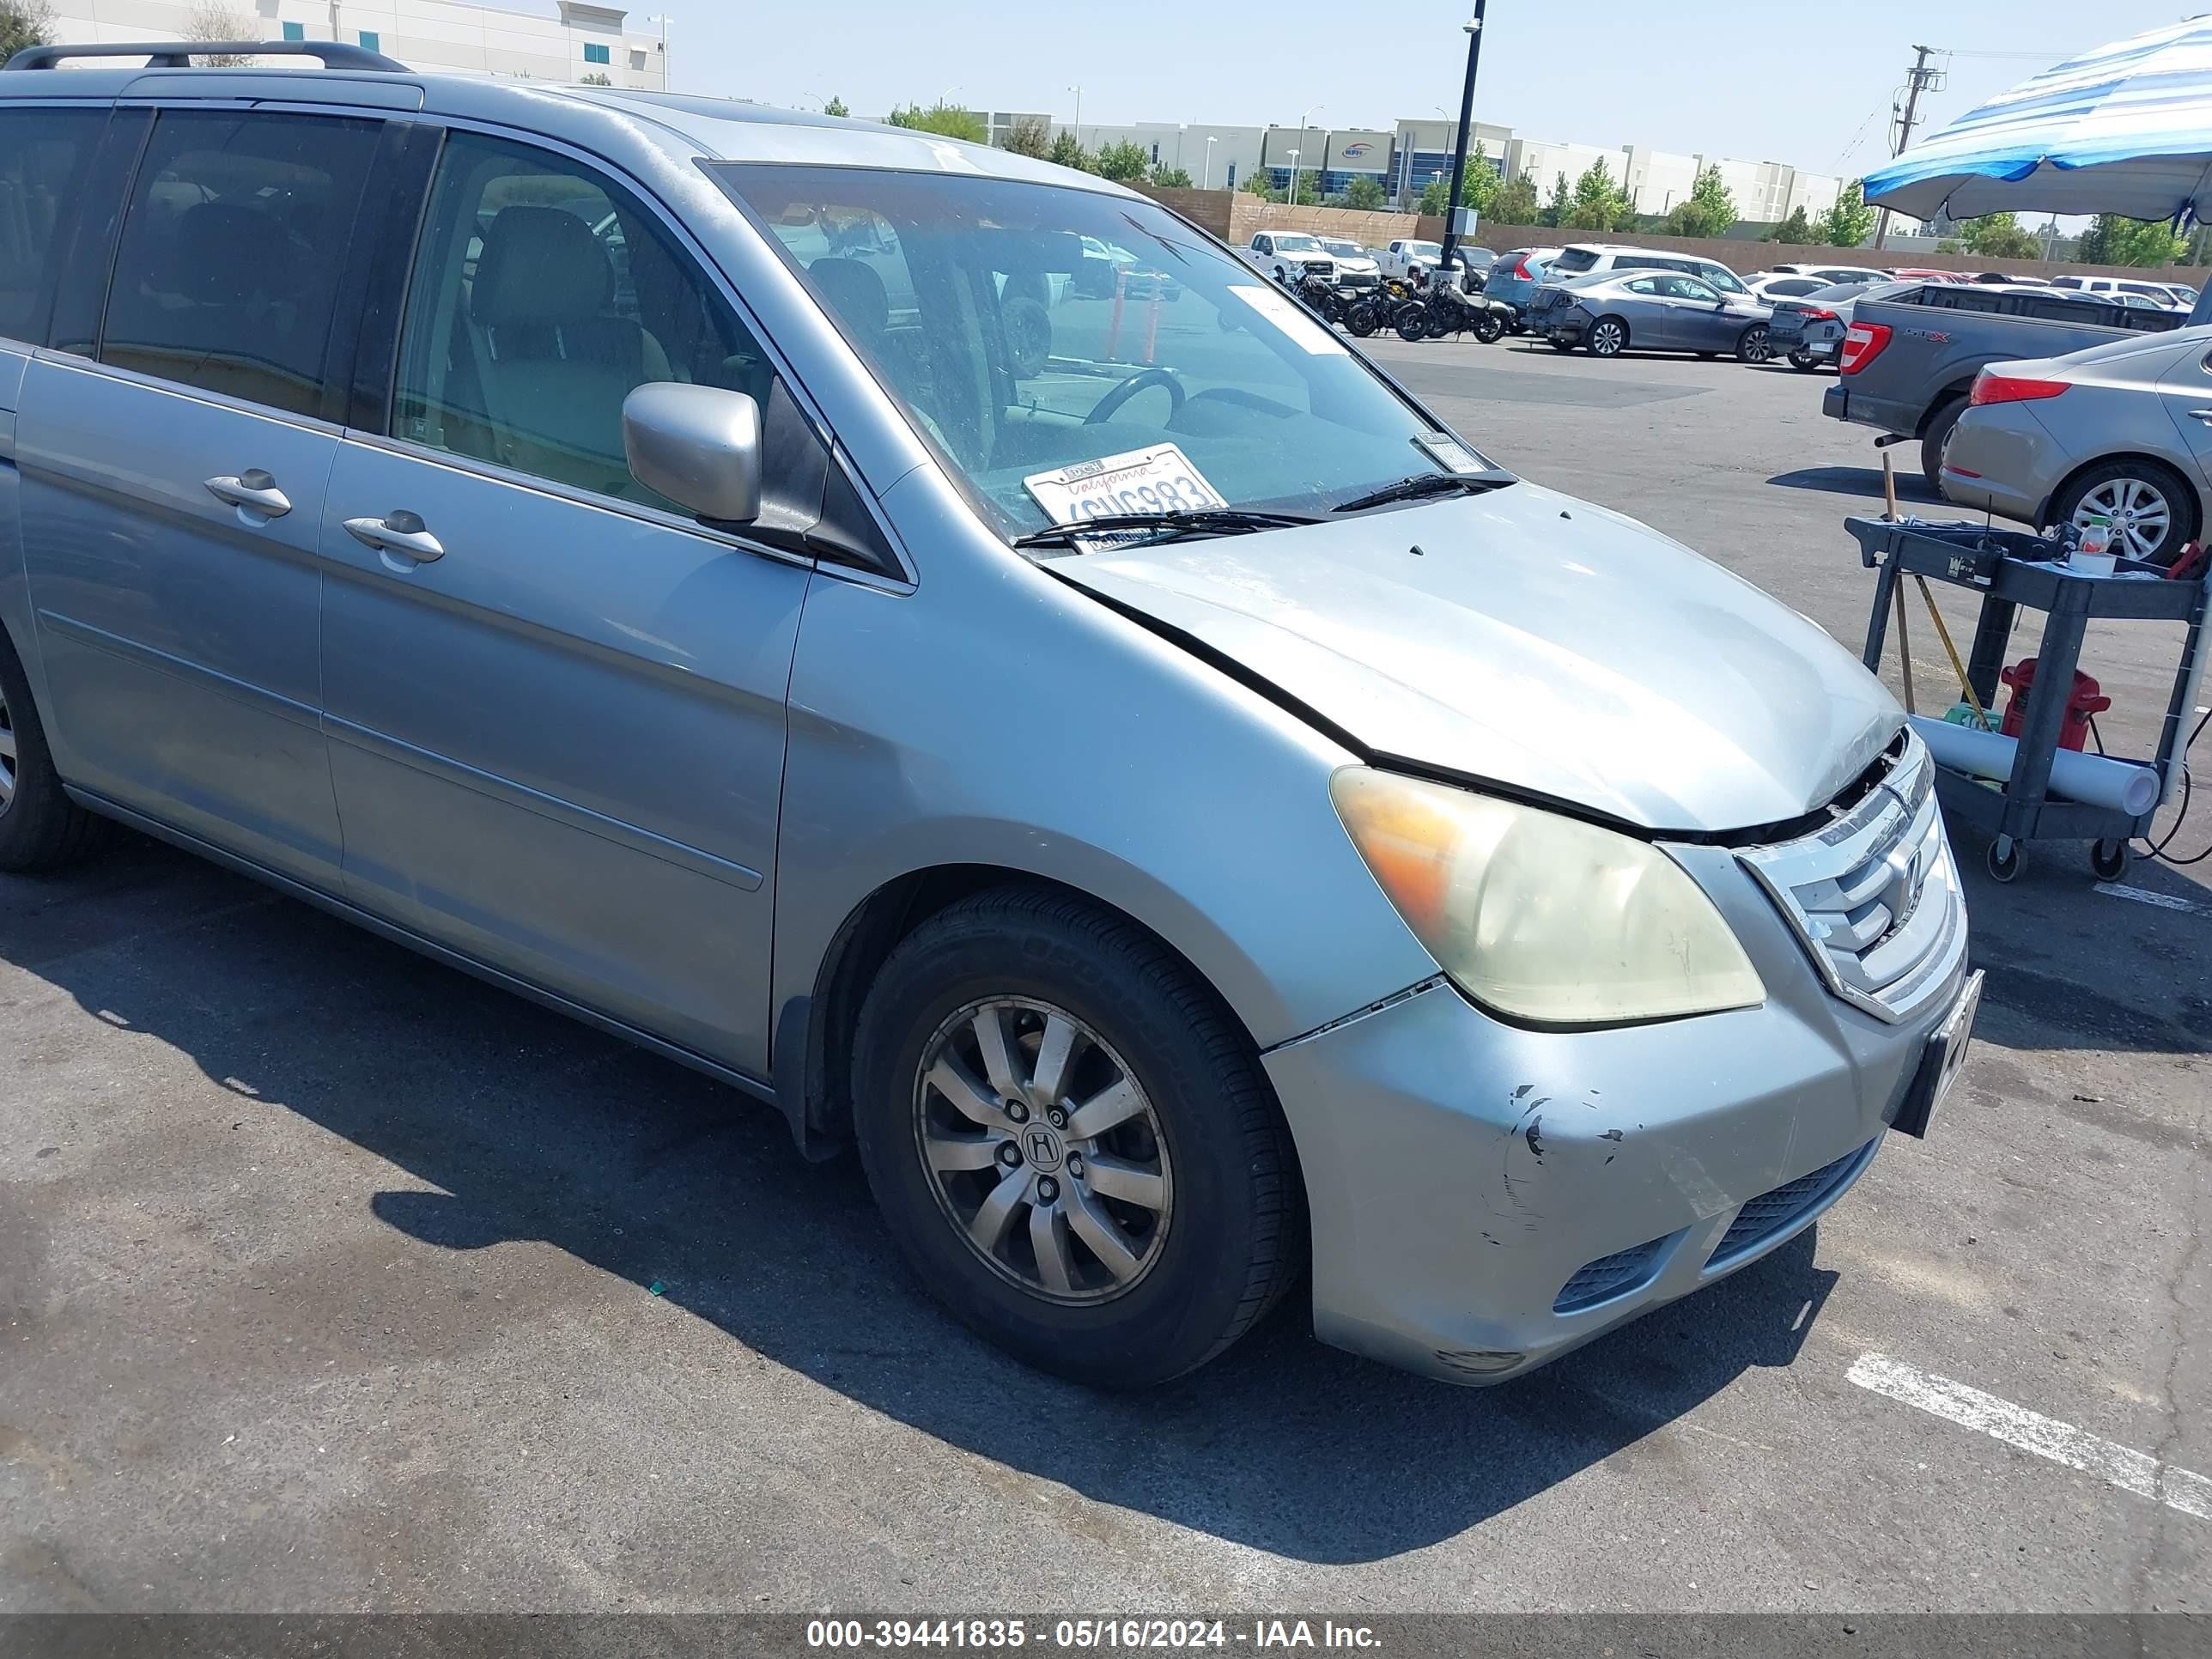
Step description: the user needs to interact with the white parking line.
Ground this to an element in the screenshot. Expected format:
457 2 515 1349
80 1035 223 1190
2094 882 2209 917
1848 1352 2211 1521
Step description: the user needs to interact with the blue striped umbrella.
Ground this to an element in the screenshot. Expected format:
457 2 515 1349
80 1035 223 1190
1864 17 2212 222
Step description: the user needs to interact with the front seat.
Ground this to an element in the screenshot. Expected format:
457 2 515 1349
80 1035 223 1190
467 204 671 496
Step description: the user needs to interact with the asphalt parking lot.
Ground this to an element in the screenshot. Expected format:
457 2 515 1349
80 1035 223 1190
3 339 2206 1615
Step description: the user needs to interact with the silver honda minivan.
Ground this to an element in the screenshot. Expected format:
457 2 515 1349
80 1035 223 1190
0 44 1979 1388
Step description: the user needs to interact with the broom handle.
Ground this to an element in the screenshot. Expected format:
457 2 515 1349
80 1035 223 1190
1916 574 1994 732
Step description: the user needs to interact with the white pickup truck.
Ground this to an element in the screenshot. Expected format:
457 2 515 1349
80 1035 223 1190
1380 237 1481 287
1239 231 1335 284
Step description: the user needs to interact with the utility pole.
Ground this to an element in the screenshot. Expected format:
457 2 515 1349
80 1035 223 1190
1437 0 1489 276
1873 44 1942 252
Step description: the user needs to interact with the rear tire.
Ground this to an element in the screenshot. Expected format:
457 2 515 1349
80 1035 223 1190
1789 348 1820 371
0 625 113 872
1548 337 1576 352
2051 458 2198 566
1588 316 1628 357
1345 303 1378 337
1920 396 1968 496
851 886 1305 1389
1395 305 1429 343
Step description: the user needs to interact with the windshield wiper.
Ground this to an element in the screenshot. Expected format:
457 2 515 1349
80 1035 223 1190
1332 471 1516 514
1011 508 1320 550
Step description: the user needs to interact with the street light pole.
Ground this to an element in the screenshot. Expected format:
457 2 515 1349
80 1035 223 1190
1204 135 1217 190
1437 1 1488 276
1289 104 1322 205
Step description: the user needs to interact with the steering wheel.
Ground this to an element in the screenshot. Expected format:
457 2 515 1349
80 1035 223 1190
1086 367 1186 424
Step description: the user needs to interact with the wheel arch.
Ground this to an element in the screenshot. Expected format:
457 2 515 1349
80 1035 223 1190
2038 450 2204 544
1916 382 1977 438
774 862 1276 1164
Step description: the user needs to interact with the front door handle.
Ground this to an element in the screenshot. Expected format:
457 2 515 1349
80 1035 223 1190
343 510 445 563
205 469 291 517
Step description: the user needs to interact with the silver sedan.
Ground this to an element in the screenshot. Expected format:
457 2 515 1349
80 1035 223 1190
1538 271 1776 362
1941 326 2212 565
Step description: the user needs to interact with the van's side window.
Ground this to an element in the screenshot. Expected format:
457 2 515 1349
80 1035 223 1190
98 112 380 418
392 131 774 508
0 108 104 346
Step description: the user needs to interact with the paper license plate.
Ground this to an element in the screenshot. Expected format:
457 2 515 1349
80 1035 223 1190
1021 443 1228 529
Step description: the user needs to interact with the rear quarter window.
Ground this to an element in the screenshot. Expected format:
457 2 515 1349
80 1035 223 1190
1551 249 1596 274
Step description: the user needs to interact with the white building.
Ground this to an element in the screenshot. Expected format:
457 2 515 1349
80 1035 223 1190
1504 137 1632 204
46 0 669 89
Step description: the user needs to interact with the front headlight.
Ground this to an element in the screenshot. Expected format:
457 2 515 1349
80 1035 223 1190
1331 768 1764 1026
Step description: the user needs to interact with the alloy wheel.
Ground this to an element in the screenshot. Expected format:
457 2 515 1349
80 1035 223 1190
0 680 15 811
913 997 1173 1304
1591 319 1625 356
2075 477 2172 559
1739 325 1771 363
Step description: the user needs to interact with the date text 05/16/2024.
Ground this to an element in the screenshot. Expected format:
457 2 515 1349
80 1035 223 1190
805 1620 1383 1650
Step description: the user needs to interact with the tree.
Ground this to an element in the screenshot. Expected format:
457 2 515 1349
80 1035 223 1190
1461 143 1500 216
1047 130 1092 173
1284 171 1320 206
1665 163 1736 238
1491 173 1540 226
1149 164 1193 189
1417 175 1451 216
1539 172 1571 228
1820 180 1876 247
885 101 988 143
2078 213 2188 267
578 70 611 85
1340 175 1386 210
1565 158 1631 232
1092 139 1150 183
1243 170 1276 201
1768 205 1813 245
999 115 1052 159
182 2 254 64
1959 213 2041 261
822 94 849 118
0 0 51 58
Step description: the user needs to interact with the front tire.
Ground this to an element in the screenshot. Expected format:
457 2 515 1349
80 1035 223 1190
852 887 1304 1389
1735 324 1771 364
1474 309 1505 344
1345 303 1378 338
0 624 112 872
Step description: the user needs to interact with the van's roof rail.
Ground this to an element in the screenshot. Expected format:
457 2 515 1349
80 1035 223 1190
3 40 409 72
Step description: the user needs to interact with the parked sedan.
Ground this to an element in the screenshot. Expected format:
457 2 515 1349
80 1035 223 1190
1941 327 2212 565
1766 279 1911 371
1537 270 1775 362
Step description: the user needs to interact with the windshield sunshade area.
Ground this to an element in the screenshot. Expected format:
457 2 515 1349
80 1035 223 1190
711 164 1501 544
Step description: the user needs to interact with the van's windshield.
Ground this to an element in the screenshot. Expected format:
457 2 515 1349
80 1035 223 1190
712 165 1503 540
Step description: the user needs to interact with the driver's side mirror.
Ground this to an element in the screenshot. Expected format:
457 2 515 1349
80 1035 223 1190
623 383 761 524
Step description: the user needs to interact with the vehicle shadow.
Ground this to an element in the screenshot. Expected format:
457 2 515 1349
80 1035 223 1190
5 838 1852 1565
1767 465 1945 505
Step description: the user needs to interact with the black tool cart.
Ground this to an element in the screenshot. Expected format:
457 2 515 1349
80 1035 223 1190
1850 516 2211 883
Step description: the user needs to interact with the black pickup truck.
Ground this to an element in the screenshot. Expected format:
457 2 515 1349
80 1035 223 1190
1821 283 2185 492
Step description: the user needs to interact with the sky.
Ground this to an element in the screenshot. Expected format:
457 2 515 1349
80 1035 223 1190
656 1 2193 184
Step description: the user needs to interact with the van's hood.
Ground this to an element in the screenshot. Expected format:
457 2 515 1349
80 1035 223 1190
1058 483 1901 833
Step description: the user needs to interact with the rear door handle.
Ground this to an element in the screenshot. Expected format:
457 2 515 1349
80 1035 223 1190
204 470 291 517
2187 408 2212 426
343 510 445 563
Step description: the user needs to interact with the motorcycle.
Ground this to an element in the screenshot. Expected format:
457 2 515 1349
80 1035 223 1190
1393 277 1510 344
1343 276 1420 339
1295 272 1379 334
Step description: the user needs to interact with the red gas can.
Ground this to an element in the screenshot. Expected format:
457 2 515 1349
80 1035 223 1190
1998 658 2110 752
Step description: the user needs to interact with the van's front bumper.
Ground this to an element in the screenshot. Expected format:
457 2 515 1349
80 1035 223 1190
1261 839 1972 1388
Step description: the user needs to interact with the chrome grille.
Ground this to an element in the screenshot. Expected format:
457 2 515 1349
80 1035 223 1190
1736 731 1966 1024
